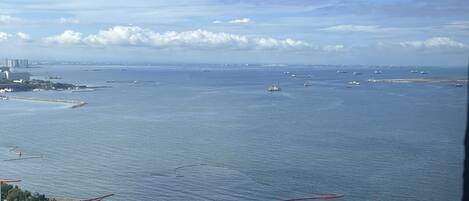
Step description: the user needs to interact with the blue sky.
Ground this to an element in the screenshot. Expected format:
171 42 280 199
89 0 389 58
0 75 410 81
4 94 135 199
0 0 468 66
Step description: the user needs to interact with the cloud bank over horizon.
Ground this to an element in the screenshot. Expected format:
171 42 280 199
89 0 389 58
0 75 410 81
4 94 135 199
0 0 468 66
42 26 312 51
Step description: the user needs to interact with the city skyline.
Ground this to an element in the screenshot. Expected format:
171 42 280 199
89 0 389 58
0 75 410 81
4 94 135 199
0 0 468 66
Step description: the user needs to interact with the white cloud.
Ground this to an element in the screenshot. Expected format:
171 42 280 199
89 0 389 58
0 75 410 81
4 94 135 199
0 32 11 42
0 15 21 24
322 44 345 52
43 26 310 51
399 37 466 49
445 21 469 30
212 20 222 24
228 18 251 24
16 32 31 41
44 30 83 45
58 17 80 24
0 31 33 42
320 25 382 32
253 37 310 50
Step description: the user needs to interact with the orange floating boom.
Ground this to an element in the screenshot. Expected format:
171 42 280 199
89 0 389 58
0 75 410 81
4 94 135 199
278 194 345 201
0 179 21 200
0 179 21 184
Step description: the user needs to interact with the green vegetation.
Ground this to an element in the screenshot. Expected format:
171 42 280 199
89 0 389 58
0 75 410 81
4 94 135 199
1 184 56 201
0 79 85 92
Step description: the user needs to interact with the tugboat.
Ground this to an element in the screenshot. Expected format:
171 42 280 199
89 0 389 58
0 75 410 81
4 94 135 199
268 83 281 92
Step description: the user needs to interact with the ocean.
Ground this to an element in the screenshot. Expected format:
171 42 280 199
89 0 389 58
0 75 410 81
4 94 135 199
0 64 466 201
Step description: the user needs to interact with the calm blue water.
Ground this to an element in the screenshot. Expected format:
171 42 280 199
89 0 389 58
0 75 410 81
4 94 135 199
0 64 467 201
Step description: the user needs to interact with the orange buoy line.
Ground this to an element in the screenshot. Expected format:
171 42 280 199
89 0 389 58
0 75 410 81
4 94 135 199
0 179 21 184
278 194 345 201
0 179 21 200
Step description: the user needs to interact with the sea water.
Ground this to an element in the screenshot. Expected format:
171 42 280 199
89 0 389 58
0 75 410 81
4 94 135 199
0 64 466 201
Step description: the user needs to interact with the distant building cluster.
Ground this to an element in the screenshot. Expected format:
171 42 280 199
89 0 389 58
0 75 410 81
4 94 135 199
5 58 29 68
1 58 30 82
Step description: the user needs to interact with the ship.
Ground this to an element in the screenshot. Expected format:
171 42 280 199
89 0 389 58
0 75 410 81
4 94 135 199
267 83 281 92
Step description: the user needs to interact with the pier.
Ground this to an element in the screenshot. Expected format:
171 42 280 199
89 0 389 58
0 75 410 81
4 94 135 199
2 95 87 109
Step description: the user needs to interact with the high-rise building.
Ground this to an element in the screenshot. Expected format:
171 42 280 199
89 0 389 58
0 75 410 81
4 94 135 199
18 59 28 67
4 58 28 69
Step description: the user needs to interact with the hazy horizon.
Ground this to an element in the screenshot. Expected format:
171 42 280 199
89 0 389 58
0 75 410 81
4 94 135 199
0 0 468 66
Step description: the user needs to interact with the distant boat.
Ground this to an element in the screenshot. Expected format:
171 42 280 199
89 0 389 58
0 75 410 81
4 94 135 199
374 70 382 74
352 72 362 75
291 74 296 77
71 88 95 93
48 76 62 79
336 70 347 73
455 83 464 87
304 81 313 87
420 71 428 74
268 83 281 92
348 81 360 85
0 88 13 93
411 70 419 73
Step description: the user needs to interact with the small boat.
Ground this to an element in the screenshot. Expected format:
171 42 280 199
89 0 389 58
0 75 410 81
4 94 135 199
71 88 95 93
352 72 362 75
367 79 378 83
268 83 281 92
374 70 382 74
336 70 347 73
48 76 62 79
411 70 419 73
420 71 428 74
455 83 464 87
291 74 297 77
348 81 360 85
304 81 313 87
0 88 13 93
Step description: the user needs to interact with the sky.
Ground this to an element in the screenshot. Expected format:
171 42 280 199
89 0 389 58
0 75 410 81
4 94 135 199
0 0 468 66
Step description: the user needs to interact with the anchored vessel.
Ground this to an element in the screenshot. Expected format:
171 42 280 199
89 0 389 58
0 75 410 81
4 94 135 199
268 83 281 92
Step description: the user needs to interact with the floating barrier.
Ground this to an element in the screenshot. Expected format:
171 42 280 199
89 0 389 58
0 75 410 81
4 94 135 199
4 95 87 109
4 146 44 161
81 194 114 201
3 156 43 161
278 194 344 201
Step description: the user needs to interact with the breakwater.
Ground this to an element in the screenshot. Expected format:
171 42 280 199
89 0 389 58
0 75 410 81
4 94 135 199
2 95 87 109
